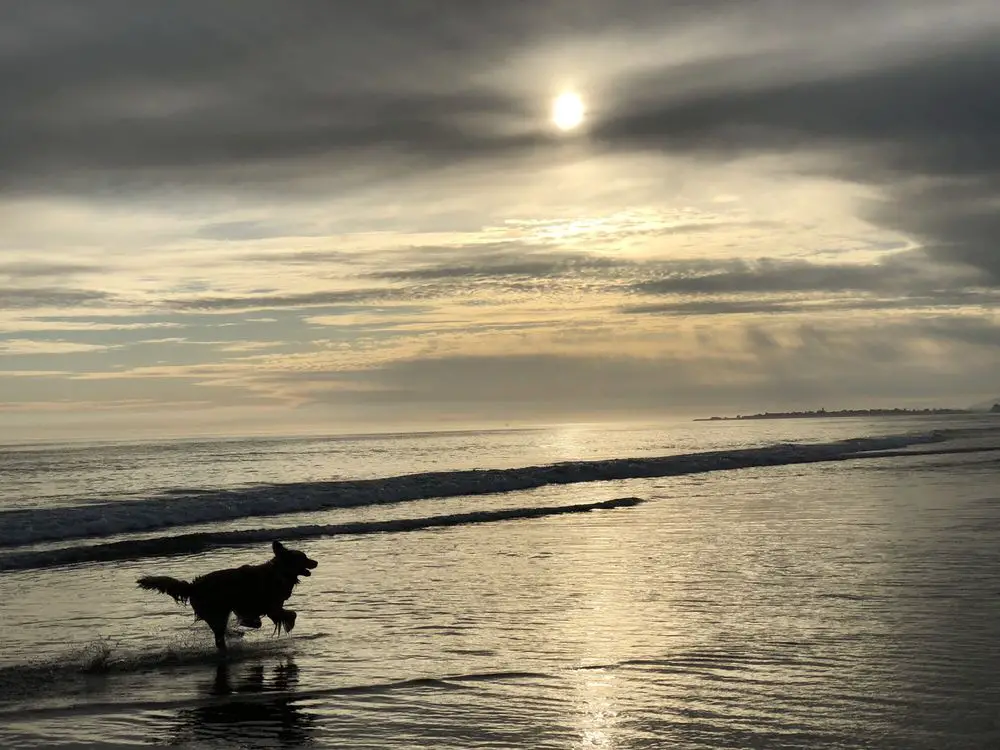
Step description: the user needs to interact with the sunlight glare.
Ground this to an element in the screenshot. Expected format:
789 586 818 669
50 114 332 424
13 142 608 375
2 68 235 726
552 92 585 131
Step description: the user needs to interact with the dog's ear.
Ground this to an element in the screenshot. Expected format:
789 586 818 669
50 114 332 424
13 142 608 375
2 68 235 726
272 540 287 555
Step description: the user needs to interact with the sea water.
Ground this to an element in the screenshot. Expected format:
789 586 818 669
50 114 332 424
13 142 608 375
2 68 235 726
1 416 998 748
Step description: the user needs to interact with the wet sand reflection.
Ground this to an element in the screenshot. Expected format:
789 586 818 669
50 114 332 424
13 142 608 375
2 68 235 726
169 658 316 747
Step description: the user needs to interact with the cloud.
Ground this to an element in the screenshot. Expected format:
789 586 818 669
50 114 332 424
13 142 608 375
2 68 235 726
632 260 879 295
0 2 543 196
0 3 979 190
0 338 114 355
627 255 986 296
0 261 103 279
622 299 826 317
368 246 631 281
195 220 297 242
261 315 1000 417
0 397 214 414
166 288 399 312
0 318 184 333
4 1 1000 435
865 180 1000 284
3 2 996 291
591 34 1000 283
0 288 110 310
597 40 1000 154
622 293 1000 317
918 315 1000 349
240 250 359 266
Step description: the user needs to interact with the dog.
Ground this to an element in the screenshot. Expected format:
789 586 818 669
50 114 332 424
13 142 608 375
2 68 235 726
137 540 318 653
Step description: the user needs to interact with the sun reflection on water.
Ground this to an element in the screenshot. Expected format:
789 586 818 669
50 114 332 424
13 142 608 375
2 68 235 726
572 668 622 749
538 508 649 750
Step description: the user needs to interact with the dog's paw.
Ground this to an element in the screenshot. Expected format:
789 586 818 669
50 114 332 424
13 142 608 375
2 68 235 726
237 614 263 629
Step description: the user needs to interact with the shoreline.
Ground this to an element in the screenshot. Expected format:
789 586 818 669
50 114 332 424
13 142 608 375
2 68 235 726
695 408 977 422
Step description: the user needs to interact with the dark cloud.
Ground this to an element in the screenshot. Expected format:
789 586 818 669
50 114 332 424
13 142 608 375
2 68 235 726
620 253 1000 318
240 250 360 266
268 318 1000 416
166 288 399 312
3 0 1000 289
622 292 1000 317
0 288 110 310
0 1 556 194
918 316 1000 349
195 221 298 242
369 247 631 281
598 41 1000 160
285 353 718 409
0 261 103 278
627 256 984 296
632 260 881 295
622 299 820 316
3 2 988 192
593 36 1000 282
865 179 1000 284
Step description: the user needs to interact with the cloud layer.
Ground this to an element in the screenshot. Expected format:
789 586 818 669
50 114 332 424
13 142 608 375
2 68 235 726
2 1 1000 436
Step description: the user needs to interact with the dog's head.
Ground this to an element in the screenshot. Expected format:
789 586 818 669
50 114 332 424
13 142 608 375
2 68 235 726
272 540 318 582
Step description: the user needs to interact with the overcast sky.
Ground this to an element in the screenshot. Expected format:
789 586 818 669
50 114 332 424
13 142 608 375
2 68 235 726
3 1 1000 438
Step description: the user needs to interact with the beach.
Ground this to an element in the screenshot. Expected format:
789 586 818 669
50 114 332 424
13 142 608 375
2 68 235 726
2 417 999 748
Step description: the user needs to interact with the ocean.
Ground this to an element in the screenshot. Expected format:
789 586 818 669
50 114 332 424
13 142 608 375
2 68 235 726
1 415 999 748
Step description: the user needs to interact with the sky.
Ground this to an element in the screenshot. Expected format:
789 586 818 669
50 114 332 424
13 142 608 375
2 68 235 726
3 1 1000 439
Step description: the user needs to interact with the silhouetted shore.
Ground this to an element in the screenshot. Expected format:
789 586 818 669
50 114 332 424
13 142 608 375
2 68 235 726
695 408 972 422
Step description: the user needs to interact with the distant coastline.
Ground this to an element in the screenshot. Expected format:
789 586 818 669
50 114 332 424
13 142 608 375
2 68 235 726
695 407 979 422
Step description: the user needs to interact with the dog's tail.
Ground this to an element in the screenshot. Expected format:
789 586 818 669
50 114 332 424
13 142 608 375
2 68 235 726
137 575 193 604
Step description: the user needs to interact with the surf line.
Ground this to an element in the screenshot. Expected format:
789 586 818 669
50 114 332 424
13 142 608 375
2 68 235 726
0 497 645 573
3 428 991 550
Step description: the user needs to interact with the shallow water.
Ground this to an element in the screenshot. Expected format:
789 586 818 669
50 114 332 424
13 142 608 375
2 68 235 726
2 433 999 748
3 415 978 512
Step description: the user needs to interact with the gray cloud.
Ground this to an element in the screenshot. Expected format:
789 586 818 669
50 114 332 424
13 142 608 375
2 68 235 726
628 256 984 296
0 261 103 279
0 2 551 195
865 180 1000 284
268 315 1000 416
241 250 360 266
3 2 994 191
622 292 1000 317
623 299 804 316
166 288 399 312
369 246 631 281
598 42 1000 160
632 260 882 296
195 221 298 242
0 288 110 310
593 36 1000 283
918 316 1000 349
3 1 1000 295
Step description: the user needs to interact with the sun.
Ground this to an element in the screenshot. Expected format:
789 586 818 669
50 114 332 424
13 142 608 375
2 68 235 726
552 91 585 131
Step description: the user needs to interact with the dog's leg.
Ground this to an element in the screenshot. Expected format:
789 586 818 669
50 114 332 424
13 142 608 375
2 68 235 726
213 662 233 695
235 612 263 629
204 611 230 653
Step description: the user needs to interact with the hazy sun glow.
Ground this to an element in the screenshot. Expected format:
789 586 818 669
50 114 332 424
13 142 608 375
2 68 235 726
552 92 585 130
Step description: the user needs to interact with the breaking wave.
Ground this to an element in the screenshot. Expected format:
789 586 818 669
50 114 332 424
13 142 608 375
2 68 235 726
3 428 996 574
1 430 955 550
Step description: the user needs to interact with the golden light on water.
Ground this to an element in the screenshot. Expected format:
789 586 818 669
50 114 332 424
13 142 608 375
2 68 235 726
552 92 585 131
